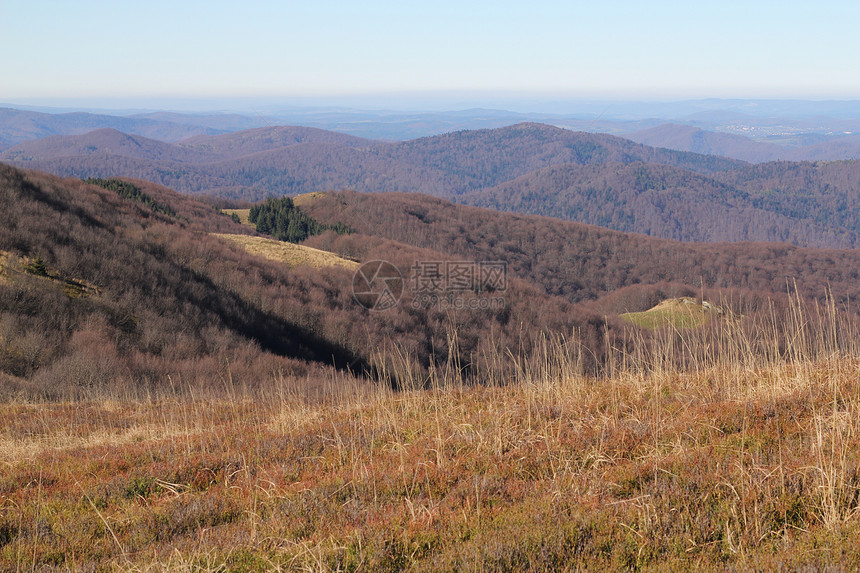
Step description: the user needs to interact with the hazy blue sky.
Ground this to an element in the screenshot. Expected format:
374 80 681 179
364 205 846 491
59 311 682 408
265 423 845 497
2 0 859 105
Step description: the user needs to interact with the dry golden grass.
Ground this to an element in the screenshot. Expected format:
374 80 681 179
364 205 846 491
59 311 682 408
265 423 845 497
0 250 8 286
292 191 328 207
213 233 359 271
221 209 254 227
2 297 860 570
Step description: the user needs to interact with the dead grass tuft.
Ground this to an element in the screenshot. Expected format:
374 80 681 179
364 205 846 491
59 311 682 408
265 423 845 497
0 250 8 286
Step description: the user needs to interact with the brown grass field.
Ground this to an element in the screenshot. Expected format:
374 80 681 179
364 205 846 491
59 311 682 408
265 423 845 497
3 298 860 571
213 233 359 271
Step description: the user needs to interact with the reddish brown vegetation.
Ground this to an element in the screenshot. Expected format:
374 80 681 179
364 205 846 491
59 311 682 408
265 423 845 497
7 123 860 247
0 166 623 398
4 162 860 401
302 190 860 306
0 123 742 201
459 161 858 246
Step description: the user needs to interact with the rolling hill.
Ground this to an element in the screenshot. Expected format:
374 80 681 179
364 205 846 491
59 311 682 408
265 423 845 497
299 189 860 305
7 160 860 399
180 125 373 157
0 123 746 199
0 107 225 150
0 165 379 398
626 123 860 163
0 128 216 163
457 161 859 247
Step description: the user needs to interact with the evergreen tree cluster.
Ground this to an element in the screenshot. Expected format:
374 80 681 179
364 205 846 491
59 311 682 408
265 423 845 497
85 178 177 217
248 197 351 243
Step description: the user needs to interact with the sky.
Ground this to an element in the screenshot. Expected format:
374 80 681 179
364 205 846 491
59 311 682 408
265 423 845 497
2 0 859 108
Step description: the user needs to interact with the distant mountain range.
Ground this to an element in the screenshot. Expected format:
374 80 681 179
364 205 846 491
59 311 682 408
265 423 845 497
3 102 860 158
4 121 860 248
0 107 243 150
0 122 742 196
625 123 860 163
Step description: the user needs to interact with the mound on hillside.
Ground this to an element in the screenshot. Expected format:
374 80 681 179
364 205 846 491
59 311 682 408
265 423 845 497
620 297 725 329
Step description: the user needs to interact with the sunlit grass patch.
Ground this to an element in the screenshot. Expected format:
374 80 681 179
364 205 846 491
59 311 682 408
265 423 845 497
293 191 328 207
221 208 253 227
621 297 723 329
213 233 359 270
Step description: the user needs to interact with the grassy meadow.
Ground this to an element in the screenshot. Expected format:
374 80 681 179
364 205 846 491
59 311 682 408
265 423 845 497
3 296 860 571
620 297 723 330
213 234 359 271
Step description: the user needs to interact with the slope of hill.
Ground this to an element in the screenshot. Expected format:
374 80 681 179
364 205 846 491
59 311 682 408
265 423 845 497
7 337 860 570
716 160 860 238
620 296 725 329
213 233 359 270
0 165 643 397
301 190 860 306
180 125 372 158
457 161 858 247
0 165 386 399
625 124 790 162
374 122 745 188
0 128 215 163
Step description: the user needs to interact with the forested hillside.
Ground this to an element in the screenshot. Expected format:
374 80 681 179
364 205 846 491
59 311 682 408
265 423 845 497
7 165 860 571
8 162 860 400
0 123 744 199
300 190 860 305
0 165 629 397
458 161 860 247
